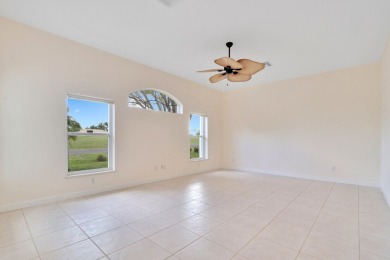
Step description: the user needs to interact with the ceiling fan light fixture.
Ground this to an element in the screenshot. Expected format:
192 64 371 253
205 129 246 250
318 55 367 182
198 42 268 84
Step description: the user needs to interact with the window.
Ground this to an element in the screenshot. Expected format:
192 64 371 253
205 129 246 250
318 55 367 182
190 114 208 160
128 89 183 114
67 94 114 175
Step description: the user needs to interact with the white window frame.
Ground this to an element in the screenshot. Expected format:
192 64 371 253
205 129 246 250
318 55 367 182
190 113 208 161
67 93 115 176
128 88 183 114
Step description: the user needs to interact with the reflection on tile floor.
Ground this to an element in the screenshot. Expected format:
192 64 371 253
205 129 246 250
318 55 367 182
1 170 390 259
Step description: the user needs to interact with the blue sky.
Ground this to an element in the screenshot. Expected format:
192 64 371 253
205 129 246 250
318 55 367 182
190 114 200 135
68 98 108 129
68 97 200 133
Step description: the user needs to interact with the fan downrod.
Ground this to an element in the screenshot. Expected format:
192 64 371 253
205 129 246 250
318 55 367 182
226 42 233 57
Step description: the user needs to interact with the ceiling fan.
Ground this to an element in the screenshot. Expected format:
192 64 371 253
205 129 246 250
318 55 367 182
197 42 269 83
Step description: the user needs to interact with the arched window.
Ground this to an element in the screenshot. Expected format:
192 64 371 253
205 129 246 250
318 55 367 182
128 89 183 114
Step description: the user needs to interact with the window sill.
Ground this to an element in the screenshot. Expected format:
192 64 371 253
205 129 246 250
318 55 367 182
66 169 116 178
190 158 208 162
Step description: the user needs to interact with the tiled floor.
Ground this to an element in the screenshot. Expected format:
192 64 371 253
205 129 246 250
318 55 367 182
1 170 390 260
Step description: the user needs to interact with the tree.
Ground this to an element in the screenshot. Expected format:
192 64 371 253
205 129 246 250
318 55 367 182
67 111 81 143
89 122 108 131
128 90 178 113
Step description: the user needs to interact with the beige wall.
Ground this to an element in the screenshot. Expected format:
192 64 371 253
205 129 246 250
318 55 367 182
0 17 387 211
223 63 382 186
0 18 223 211
381 36 390 205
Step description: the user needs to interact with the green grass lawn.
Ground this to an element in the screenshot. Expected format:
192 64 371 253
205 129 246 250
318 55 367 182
68 153 108 172
190 136 199 145
190 135 200 159
190 150 199 159
68 135 108 150
68 135 201 170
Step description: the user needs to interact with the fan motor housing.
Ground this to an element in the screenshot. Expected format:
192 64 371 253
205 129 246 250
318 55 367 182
225 66 233 74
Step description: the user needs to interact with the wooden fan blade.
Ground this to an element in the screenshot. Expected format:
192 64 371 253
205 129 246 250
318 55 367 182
209 73 227 83
237 59 265 75
197 69 223 73
214 57 243 69
227 73 251 82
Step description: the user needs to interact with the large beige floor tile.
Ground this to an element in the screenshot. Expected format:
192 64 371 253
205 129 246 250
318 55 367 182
360 251 390 260
79 215 123 237
258 223 308 250
28 215 75 237
108 238 170 260
199 207 237 223
360 234 390 258
33 226 88 255
175 237 235 260
23 204 66 224
295 253 319 259
225 214 268 236
68 208 109 224
91 226 143 254
140 198 184 214
308 222 359 248
58 198 98 214
99 201 138 214
0 225 31 248
282 205 320 221
199 194 234 206
232 254 250 260
157 207 196 223
40 239 104 260
239 237 299 260
316 211 358 231
2 171 390 260
0 210 27 232
149 225 199 253
0 239 38 260
204 223 255 252
239 206 279 223
128 215 175 236
179 215 221 236
283 180 312 194
272 212 314 234
111 207 153 224
180 200 211 214
360 221 390 241
301 236 359 260
254 198 290 213
217 198 254 214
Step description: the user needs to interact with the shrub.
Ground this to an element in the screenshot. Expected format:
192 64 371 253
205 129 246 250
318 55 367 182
194 146 199 153
97 154 107 162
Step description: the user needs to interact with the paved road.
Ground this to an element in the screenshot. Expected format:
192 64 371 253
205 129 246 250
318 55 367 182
69 148 107 155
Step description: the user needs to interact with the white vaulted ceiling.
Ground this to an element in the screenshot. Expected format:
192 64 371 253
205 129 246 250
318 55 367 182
0 0 389 91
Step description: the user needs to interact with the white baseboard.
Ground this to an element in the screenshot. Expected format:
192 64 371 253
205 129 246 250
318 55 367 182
0 167 221 213
1 167 383 213
382 186 390 208
224 167 380 187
